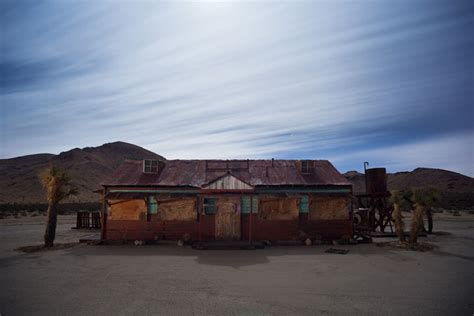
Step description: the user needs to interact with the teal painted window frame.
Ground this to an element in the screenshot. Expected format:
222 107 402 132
203 198 216 215
299 196 309 213
241 196 258 213
147 196 158 214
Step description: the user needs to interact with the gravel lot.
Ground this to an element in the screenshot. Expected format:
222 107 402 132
1 214 473 315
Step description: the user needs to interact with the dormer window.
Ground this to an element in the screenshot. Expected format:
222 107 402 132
301 160 311 174
143 159 158 173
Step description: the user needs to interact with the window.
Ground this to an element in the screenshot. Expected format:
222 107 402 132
203 198 216 214
301 160 311 174
241 196 258 214
299 196 309 213
143 159 158 173
147 196 158 214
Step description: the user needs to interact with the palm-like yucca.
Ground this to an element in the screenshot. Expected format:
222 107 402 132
410 187 439 244
389 190 405 242
40 166 77 247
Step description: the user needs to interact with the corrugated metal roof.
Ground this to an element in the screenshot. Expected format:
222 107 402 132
102 159 352 187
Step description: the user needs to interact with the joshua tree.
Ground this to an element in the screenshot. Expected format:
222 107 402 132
389 190 405 242
40 166 77 247
410 187 439 244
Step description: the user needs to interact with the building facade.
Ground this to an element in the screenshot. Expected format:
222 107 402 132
100 159 353 242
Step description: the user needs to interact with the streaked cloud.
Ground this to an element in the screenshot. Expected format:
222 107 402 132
1 0 473 175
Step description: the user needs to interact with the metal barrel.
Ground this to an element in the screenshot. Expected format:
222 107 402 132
365 168 388 194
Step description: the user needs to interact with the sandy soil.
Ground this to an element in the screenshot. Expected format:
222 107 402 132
0 214 473 315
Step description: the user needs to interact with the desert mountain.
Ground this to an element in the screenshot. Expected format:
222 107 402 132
343 168 474 209
0 142 165 203
1 142 472 209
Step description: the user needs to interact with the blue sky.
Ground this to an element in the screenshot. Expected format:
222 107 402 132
1 0 473 175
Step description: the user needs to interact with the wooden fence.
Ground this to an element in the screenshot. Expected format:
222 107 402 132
76 211 101 229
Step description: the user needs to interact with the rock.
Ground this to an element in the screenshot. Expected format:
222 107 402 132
182 233 192 245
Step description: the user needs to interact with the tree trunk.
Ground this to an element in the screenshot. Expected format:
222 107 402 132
409 204 425 244
44 203 58 247
393 204 405 242
426 207 433 233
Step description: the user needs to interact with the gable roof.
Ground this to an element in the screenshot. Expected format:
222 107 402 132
102 159 351 187
203 173 254 190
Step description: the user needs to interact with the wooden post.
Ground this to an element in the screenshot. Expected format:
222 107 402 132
101 188 107 240
249 195 253 244
198 196 202 242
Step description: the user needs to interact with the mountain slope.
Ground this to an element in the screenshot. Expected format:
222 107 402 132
343 168 474 209
0 142 165 203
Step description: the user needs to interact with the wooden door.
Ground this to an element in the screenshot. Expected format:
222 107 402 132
215 199 240 240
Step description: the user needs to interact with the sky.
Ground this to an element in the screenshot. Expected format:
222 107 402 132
1 0 473 176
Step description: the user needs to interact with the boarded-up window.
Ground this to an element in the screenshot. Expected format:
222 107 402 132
241 196 258 213
108 199 146 220
299 196 309 213
308 196 350 220
259 197 298 220
203 198 216 214
156 198 196 221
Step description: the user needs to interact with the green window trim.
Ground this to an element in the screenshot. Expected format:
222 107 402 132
203 198 216 215
241 196 258 214
147 196 158 214
299 196 309 213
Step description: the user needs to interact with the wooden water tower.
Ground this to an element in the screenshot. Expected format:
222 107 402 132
356 162 393 233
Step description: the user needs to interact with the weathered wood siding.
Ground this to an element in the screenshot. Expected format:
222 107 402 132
205 175 253 190
103 193 352 241
215 197 240 240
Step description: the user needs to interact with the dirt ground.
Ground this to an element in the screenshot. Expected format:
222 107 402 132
0 213 473 315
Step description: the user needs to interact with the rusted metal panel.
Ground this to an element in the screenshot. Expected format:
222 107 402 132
254 220 299 241
365 168 388 194
106 219 198 241
102 159 351 187
300 219 353 239
200 215 216 241
241 213 259 240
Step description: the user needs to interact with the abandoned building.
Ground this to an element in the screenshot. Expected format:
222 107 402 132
99 159 353 242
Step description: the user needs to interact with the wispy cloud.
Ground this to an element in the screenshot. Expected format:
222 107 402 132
1 1 473 176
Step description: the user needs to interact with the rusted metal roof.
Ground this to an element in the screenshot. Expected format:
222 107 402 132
102 159 351 187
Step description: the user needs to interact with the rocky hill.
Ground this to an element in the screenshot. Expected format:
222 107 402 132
344 168 474 209
0 142 165 203
1 143 472 210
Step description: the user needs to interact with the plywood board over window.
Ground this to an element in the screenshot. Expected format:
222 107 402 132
108 199 146 220
308 196 350 220
258 197 299 220
157 198 196 221
215 197 240 240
